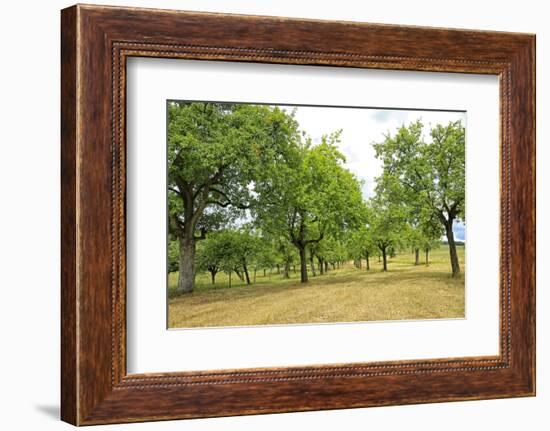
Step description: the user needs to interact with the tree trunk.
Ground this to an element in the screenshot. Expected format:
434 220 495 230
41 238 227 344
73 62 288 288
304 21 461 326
365 251 370 270
309 252 317 277
283 261 290 279
293 265 296 274
210 271 216 285
299 247 308 283
382 247 388 271
243 259 251 285
234 269 244 281
324 261 329 273
263 268 266 277
318 257 324 275
414 248 420 265
444 220 461 277
425 249 429 265
276 264 280 274
228 271 232 288
176 236 195 294
253 268 257 284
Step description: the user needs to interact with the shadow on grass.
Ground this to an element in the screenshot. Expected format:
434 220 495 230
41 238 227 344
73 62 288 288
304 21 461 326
169 265 463 308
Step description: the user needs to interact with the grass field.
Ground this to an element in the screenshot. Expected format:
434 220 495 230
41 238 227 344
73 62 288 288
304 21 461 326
168 245 465 328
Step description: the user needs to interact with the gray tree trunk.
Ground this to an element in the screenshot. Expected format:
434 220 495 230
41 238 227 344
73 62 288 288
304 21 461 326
283 262 290 279
299 247 308 283
234 269 244 281
444 221 460 277
243 260 251 285
176 236 195 294
382 247 388 271
310 253 317 277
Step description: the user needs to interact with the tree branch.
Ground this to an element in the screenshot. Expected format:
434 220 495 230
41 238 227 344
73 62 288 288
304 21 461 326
209 187 230 201
192 184 205 200
436 209 449 225
208 186 251 208
168 186 182 196
207 200 250 209
305 230 324 245
207 199 230 208
190 186 211 227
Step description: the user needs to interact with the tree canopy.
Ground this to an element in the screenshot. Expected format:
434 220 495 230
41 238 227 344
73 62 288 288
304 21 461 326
253 131 365 282
168 102 301 292
373 120 465 276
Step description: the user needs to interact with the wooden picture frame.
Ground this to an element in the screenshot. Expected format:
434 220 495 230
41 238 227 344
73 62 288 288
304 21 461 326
61 4 535 425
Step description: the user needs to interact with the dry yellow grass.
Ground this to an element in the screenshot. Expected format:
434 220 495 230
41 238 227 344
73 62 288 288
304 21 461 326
168 245 465 328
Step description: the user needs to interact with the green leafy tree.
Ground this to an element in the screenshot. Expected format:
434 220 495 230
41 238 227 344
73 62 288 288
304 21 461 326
206 229 261 286
311 240 329 274
214 231 241 288
254 132 364 283
195 232 227 285
250 239 278 283
231 229 262 285
198 229 258 288
417 212 443 265
168 102 300 293
368 198 407 271
406 224 424 265
167 237 180 273
374 120 465 276
347 231 364 269
307 243 318 277
348 226 377 270
322 237 348 270
276 239 298 279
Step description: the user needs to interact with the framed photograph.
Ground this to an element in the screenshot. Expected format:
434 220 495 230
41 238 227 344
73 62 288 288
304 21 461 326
61 4 535 425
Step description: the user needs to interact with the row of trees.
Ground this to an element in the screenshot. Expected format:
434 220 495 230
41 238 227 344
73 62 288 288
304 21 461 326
168 102 465 294
168 222 441 288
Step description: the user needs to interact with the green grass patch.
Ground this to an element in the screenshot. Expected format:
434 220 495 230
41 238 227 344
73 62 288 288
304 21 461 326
168 245 465 328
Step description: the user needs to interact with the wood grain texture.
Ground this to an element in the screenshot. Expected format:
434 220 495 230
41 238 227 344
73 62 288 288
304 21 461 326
60 5 78 425
60 4 536 425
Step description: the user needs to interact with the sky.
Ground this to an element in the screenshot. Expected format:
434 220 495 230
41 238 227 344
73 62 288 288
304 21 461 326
282 105 466 241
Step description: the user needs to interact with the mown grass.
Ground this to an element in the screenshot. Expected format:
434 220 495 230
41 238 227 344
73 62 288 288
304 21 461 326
168 245 465 328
